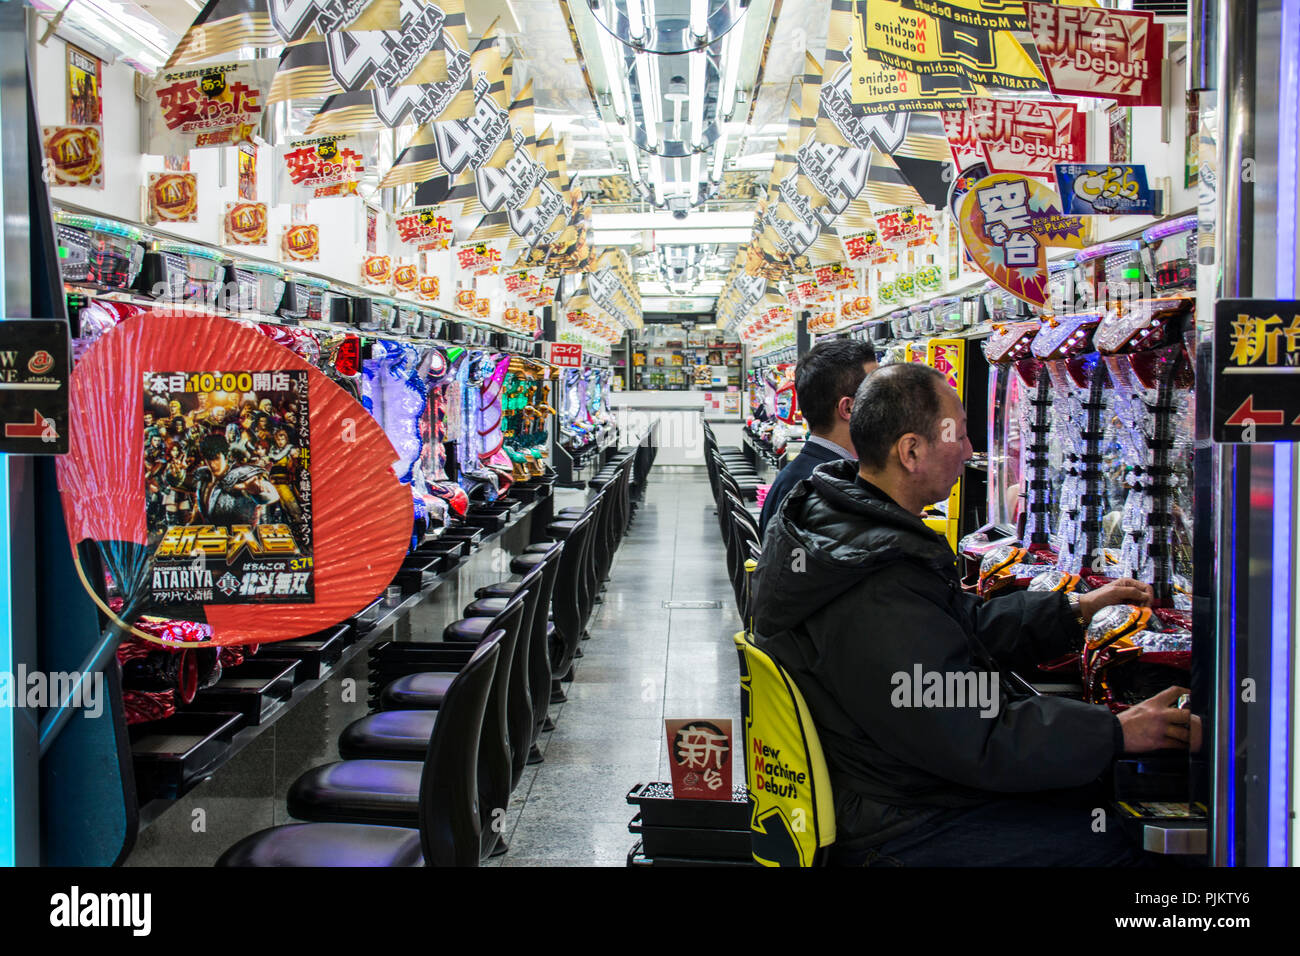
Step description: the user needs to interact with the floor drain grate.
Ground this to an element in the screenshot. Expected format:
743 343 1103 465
662 601 723 609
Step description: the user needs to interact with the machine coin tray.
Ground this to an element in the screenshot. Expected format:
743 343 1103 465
628 811 753 860
266 626 348 682
129 711 245 802
625 839 755 868
188 659 299 726
625 781 752 830
440 527 485 549
463 507 509 531
350 598 384 633
395 556 440 593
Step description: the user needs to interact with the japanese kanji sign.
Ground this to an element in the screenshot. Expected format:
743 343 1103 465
1214 299 1300 443
665 718 733 800
276 136 365 199
958 172 1086 307
146 61 273 154
1028 4 1164 107
1055 163 1157 216
963 98 1086 182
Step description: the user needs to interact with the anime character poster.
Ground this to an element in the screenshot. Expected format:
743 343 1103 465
143 368 314 607
67 45 103 125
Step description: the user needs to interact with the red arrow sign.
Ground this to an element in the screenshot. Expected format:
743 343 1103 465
1224 395 1286 427
5 410 52 439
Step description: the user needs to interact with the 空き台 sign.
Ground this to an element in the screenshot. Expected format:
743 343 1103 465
1214 299 1300 443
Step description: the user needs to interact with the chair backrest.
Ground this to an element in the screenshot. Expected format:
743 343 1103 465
477 598 525 857
733 631 836 867
418 634 501 867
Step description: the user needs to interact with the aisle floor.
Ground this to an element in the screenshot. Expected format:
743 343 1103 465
494 466 745 866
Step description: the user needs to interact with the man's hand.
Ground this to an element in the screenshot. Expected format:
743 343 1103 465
1118 686 1200 752
1079 577 1153 624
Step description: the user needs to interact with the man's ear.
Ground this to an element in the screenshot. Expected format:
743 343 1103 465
895 433 921 473
837 394 854 422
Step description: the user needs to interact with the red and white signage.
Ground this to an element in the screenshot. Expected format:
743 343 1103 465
1028 4 1164 107
545 343 583 368
965 98 1087 183
665 717 733 801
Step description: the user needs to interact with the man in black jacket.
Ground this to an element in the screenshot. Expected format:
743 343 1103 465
751 363 1197 865
757 339 877 539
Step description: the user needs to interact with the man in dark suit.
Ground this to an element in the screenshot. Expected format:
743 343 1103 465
758 339 878 538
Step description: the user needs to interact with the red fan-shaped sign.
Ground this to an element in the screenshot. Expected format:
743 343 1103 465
57 310 410 646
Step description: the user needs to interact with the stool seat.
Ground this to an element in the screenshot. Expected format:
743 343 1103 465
217 823 424 867
444 617 493 642
476 580 524 598
464 596 508 617
380 672 454 710
340 709 439 761
287 759 423 826
511 552 548 573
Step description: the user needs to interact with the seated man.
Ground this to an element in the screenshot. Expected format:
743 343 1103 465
750 363 1197 866
758 339 878 539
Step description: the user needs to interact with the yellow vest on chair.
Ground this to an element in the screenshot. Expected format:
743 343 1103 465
733 631 836 867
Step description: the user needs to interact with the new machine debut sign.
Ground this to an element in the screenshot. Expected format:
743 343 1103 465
1214 299 1300 443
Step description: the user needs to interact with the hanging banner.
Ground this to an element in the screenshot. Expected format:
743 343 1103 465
895 0 1027 31
855 0 1046 93
1054 163 1157 216
814 263 853 291
147 172 199 223
959 172 1086 307
41 125 103 189
144 367 314 608
842 226 894 265
238 141 257 201
1027 4 1164 107
66 45 103 125
456 244 501 276
844 1 979 112
225 202 269 246
268 0 403 42
966 98 1086 182
282 224 321 262
940 108 984 169
147 61 272 153
1108 105 1132 164
394 207 454 249
276 136 365 199
875 206 936 246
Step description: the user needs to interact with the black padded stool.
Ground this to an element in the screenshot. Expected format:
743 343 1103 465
220 634 501 867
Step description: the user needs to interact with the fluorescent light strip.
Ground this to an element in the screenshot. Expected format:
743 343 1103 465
712 131 728 180
689 49 706 147
628 0 646 40
624 142 642 182
595 227 753 245
721 17 745 118
636 52 659 149
598 25 628 120
691 0 708 39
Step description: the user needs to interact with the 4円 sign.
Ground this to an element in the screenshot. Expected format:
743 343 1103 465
1214 299 1300 443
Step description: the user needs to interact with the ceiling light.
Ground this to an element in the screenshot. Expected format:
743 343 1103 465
720 11 746 118
690 0 709 41
635 52 659 149
628 0 646 41
689 49 706 148
711 131 728 180
597 23 628 120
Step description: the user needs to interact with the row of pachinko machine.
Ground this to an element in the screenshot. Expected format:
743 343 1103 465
57 207 560 726
825 213 1205 845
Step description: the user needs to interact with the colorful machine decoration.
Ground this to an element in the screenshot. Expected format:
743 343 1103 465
1054 163 1157 216
281 223 321 262
959 172 1086 307
224 202 269 246
147 172 199 223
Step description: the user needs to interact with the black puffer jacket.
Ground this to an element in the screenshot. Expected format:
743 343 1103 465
750 459 1123 850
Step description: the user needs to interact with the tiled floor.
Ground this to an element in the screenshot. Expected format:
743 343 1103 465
494 465 745 867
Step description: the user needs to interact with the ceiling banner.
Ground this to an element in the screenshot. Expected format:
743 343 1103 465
855 0 1047 93
966 97 1087 183
145 61 275 154
275 135 366 199
1027 4 1164 107
268 0 470 102
268 0 402 42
